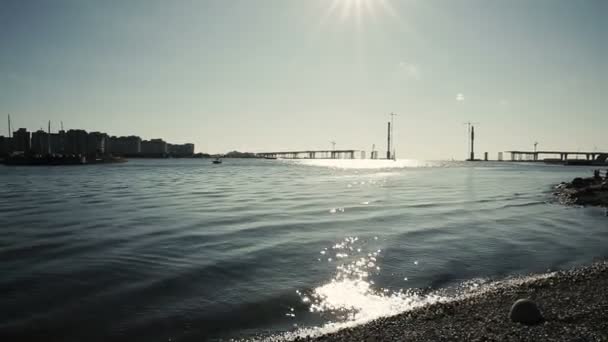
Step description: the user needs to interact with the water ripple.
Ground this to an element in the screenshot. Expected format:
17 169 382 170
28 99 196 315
1 159 606 341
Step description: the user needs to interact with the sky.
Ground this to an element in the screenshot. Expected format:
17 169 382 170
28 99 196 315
0 0 606 159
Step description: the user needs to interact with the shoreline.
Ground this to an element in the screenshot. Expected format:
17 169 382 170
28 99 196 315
554 174 608 207
295 261 608 342
288 174 608 342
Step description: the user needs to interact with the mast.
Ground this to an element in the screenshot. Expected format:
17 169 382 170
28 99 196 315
48 120 52 154
8 114 11 137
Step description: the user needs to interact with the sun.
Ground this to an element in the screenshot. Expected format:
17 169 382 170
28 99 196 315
325 0 396 23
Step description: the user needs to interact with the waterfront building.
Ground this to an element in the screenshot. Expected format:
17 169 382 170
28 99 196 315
168 143 195 157
0 136 13 156
50 131 66 154
2 123 196 159
31 130 51 155
65 129 88 155
12 128 31 152
87 132 109 156
141 139 168 157
109 136 141 156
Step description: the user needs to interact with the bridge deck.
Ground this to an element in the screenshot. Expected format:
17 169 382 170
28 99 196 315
257 150 357 154
256 150 362 159
506 150 608 162
506 150 607 155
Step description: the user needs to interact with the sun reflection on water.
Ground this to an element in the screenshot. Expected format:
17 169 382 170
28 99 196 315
265 236 447 341
288 158 429 169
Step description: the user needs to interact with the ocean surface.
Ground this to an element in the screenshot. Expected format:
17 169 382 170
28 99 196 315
1 159 607 341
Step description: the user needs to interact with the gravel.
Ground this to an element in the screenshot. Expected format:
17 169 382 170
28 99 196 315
297 262 608 342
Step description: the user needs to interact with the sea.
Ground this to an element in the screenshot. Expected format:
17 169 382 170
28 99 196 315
1 159 607 341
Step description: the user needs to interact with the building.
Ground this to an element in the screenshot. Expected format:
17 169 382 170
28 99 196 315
65 129 88 155
0 136 13 156
31 130 51 155
109 136 141 156
50 131 66 154
87 132 109 156
168 143 195 157
141 139 168 157
12 128 31 152
1 124 196 159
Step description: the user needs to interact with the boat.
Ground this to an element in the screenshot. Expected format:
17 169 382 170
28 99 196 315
212 158 222 164
263 156 277 160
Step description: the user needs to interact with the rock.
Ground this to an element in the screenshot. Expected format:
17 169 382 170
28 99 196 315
556 176 608 208
511 299 544 324
571 178 586 188
509 298 544 325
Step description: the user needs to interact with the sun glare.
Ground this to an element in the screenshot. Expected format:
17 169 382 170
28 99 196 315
324 0 397 23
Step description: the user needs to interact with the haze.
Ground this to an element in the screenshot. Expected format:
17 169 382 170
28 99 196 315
1 0 606 159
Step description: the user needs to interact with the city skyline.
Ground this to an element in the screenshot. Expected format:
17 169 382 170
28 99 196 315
1 0 606 159
0 120 195 158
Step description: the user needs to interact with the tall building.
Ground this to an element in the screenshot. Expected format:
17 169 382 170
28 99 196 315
31 130 51 155
12 128 31 152
109 136 141 156
65 129 88 155
0 136 13 156
50 131 66 154
87 132 109 156
141 139 168 157
168 143 195 157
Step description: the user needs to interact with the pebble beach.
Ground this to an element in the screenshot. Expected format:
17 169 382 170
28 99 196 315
298 261 608 342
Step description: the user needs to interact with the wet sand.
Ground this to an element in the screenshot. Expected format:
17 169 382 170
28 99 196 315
298 261 608 342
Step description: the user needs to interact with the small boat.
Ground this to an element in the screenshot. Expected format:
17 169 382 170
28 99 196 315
263 156 277 160
212 158 222 164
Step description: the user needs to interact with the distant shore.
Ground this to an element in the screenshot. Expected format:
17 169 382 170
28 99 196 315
298 261 608 342
1 154 127 166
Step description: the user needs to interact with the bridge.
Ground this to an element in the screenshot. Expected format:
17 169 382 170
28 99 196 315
256 150 362 159
507 150 608 163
